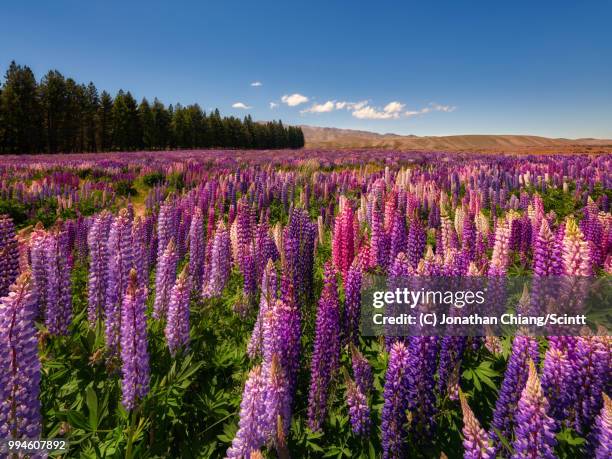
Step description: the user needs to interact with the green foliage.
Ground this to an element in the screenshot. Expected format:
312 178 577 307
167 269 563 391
114 179 137 197
142 172 164 187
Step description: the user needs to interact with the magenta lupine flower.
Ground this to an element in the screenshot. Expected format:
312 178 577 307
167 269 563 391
153 238 178 321
332 203 356 277
188 207 205 292
87 211 112 324
459 392 494 459
120 269 150 410
202 221 231 298
490 335 539 453
0 215 19 298
593 393 611 459
407 219 426 269
307 262 341 432
511 360 557 459
382 341 411 459
43 231 73 335
165 266 191 357
541 346 572 422
226 365 268 458
343 261 362 345
0 272 42 440
562 218 592 276
105 209 134 358
346 375 371 436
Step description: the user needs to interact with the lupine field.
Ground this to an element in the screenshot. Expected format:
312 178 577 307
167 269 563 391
0 149 610 458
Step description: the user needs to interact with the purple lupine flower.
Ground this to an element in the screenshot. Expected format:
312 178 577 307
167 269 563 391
490 335 539 454
307 262 341 432
438 336 467 399
87 211 112 325
157 201 176 264
0 215 19 298
572 335 608 434
541 345 572 423
343 261 362 345
226 365 268 458
459 391 494 459
29 227 48 318
533 219 557 276
593 393 611 459
264 354 292 442
153 238 178 321
132 216 149 286
346 374 371 436
120 269 150 410
43 230 72 335
202 221 231 298
0 272 42 440
407 219 426 269
382 341 411 459
188 207 205 292
283 208 316 305
165 265 191 356
351 343 373 396
406 336 439 441
370 205 390 270
511 360 557 459
389 212 407 265
105 209 134 358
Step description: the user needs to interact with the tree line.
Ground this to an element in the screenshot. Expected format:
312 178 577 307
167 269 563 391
0 61 305 154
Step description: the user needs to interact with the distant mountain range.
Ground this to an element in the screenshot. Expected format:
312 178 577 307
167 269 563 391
300 125 612 152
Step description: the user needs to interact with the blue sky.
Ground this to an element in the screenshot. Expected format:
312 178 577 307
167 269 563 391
2 0 611 138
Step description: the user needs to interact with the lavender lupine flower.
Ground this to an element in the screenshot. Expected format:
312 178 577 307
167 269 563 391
593 393 611 459
490 335 539 453
459 391 494 459
105 209 134 358
283 208 316 305
165 266 191 356
488 218 511 276
153 238 178 321
247 259 278 359
120 269 150 410
345 373 371 436
188 207 205 292
0 272 42 440
264 354 292 442
226 365 268 458
157 201 176 263
29 227 48 317
0 215 19 298
369 205 389 270
351 343 373 396
389 212 408 265
307 263 341 432
382 341 411 459
511 360 557 459
541 346 572 423
87 211 111 324
343 262 362 345
438 336 467 399
202 221 231 298
533 219 557 276
44 231 72 335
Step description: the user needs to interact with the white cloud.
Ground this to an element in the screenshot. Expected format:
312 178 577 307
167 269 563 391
269 102 278 109
302 100 336 113
352 101 405 119
250 81 263 87
232 102 252 109
281 93 309 106
383 101 405 114
404 102 456 117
